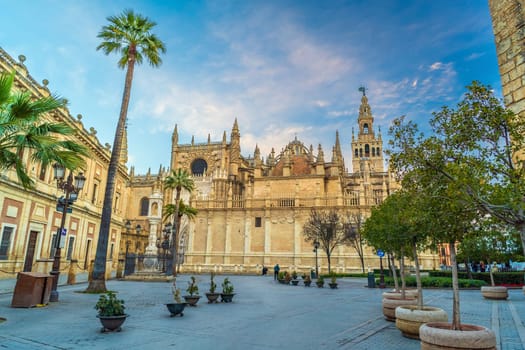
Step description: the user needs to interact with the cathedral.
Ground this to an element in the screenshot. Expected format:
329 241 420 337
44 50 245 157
2 46 447 284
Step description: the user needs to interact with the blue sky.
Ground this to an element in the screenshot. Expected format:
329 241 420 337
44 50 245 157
0 0 500 174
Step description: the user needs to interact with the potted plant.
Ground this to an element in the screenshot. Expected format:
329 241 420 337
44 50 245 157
220 277 235 302
291 271 299 285
284 271 292 285
328 273 338 289
166 282 187 317
303 274 312 287
183 276 201 306
94 291 128 332
277 271 286 284
316 275 324 288
205 272 220 303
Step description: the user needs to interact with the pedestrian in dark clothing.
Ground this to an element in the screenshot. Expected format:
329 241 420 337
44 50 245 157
262 266 268 275
274 264 280 280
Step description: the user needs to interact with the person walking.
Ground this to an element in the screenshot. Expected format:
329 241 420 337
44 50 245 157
273 264 280 280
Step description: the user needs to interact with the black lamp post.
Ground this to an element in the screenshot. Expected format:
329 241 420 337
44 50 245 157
313 239 320 279
161 223 173 273
50 163 86 302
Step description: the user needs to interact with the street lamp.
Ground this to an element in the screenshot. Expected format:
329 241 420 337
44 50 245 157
313 239 320 279
50 163 86 302
162 223 173 274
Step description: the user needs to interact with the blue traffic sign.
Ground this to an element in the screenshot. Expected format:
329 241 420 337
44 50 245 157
377 249 385 257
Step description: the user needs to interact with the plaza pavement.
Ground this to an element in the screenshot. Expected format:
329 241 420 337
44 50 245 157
1 275 525 350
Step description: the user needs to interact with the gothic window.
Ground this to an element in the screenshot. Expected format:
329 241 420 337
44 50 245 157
255 217 262 227
191 158 207 175
139 197 149 216
376 147 381 156
0 226 14 260
374 190 383 205
354 149 358 157
372 148 376 156
363 123 369 134
359 148 363 157
365 144 370 157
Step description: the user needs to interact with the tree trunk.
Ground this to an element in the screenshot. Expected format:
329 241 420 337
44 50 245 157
518 221 525 257
171 188 181 276
358 241 365 273
326 251 331 274
399 256 406 299
389 253 399 291
449 241 461 330
412 240 423 309
465 259 473 280
86 53 135 293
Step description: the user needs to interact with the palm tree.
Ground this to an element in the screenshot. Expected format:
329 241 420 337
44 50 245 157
86 9 166 292
0 71 88 188
163 200 198 273
164 169 195 275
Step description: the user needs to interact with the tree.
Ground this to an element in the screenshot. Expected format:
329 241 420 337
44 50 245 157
302 209 350 273
386 82 503 329
86 9 166 292
163 199 198 273
0 71 88 188
163 169 195 275
343 212 366 273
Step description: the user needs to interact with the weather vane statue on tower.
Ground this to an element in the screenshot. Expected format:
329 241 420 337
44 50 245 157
358 85 367 96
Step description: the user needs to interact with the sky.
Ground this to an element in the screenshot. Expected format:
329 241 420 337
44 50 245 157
0 0 501 175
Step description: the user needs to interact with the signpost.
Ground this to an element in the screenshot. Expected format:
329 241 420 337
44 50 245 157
377 249 385 288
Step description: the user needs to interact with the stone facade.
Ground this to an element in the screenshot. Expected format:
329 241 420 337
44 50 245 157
0 48 137 281
489 0 525 119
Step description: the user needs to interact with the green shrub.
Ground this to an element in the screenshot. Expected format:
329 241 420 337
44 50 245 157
429 271 524 285
379 276 487 288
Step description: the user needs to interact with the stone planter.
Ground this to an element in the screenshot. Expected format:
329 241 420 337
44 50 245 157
328 283 338 289
291 279 300 286
395 305 448 339
382 298 417 322
97 314 128 332
420 322 496 350
304 280 312 287
382 289 418 300
481 286 508 300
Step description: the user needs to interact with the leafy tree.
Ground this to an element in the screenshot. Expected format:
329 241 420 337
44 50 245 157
303 209 350 273
163 169 195 275
386 82 505 330
343 212 366 273
0 71 88 188
87 9 166 293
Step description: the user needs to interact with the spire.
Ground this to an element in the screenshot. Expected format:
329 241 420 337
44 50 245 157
172 124 178 145
208 133 211 144
222 131 227 144
317 144 324 163
191 135 194 145
232 118 239 133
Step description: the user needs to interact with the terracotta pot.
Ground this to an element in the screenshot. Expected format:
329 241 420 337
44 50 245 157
395 305 448 339
97 314 128 332
183 295 201 306
205 292 220 303
382 289 418 300
382 298 417 321
420 322 496 350
481 286 508 300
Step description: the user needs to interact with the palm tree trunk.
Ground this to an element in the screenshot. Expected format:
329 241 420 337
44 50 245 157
86 54 135 292
450 241 461 330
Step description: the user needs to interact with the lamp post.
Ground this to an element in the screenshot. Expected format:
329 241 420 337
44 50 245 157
50 163 86 302
377 249 385 288
313 239 320 279
163 223 174 274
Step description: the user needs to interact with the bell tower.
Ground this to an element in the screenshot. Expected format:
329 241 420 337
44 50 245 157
351 86 384 173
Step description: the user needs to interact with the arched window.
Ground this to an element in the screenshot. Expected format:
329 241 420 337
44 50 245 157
359 148 363 157
372 148 376 156
365 144 370 157
363 123 369 134
354 149 358 157
191 158 208 175
139 197 149 216
376 147 381 156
